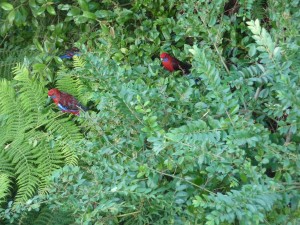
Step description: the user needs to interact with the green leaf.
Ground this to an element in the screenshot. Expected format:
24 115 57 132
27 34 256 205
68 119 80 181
230 104 239 115
33 38 43 52
208 16 217 27
0 2 14 11
33 63 46 72
95 10 113 18
248 44 256 57
36 5 46 16
78 0 89 11
46 5 56 15
67 7 81 16
58 4 71 10
7 10 16 24
82 11 96 20
29 0 37 8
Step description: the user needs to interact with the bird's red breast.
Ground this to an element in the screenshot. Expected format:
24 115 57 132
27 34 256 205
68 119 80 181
160 52 175 72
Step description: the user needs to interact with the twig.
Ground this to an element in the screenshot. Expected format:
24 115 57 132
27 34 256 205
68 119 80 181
254 85 263 100
284 126 292 145
116 210 141 218
225 109 235 128
213 42 230 75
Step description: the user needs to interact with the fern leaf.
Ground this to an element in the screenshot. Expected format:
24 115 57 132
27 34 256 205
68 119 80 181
73 55 86 68
0 64 81 205
55 70 87 105
0 173 11 203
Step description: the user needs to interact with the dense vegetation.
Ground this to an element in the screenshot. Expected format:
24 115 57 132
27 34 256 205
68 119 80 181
0 0 299 224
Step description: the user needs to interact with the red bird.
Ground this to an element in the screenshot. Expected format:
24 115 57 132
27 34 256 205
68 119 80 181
160 52 192 75
48 88 86 115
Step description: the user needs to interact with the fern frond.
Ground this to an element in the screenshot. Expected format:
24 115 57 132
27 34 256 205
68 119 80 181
55 70 88 105
12 63 30 79
0 173 11 203
46 117 81 165
0 79 28 147
29 130 64 194
7 136 40 203
0 46 34 80
0 152 14 175
73 55 86 68
13 64 47 124
0 64 81 205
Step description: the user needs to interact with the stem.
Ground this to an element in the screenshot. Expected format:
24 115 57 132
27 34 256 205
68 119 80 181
284 126 292 145
213 42 230 75
254 85 263 100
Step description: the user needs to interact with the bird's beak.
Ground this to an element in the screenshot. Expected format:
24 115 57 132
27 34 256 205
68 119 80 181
160 58 163 61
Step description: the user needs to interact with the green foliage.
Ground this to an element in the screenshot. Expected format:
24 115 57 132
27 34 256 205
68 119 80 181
9 206 74 225
55 56 89 105
0 45 35 80
1 0 300 224
193 184 281 224
0 174 11 204
0 64 82 207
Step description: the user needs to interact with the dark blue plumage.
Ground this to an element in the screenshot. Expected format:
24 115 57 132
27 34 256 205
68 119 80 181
60 47 81 59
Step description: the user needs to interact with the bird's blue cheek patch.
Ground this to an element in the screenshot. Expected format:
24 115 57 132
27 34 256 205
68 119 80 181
163 58 168 62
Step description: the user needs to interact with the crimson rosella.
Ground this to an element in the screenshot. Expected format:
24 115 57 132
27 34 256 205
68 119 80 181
48 88 86 115
60 47 80 59
160 52 192 75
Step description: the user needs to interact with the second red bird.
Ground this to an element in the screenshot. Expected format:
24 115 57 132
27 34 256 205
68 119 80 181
160 52 192 75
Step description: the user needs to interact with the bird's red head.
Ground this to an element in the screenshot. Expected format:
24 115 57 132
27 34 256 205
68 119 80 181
160 52 170 61
48 89 61 103
48 88 60 97
160 52 175 72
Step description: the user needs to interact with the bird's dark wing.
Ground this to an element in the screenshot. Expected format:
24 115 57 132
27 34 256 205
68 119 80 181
178 60 191 74
172 58 191 75
59 92 84 111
